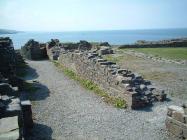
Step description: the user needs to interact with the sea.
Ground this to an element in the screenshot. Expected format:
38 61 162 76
1 28 187 49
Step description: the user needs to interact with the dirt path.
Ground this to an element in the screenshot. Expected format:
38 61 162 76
26 60 174 140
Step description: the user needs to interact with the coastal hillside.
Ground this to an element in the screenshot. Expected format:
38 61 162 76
0 29 19 34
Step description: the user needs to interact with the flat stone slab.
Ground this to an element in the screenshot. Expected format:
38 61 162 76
0 116 19 134
168 105 184 113
0 129 19 140
21 100 31 106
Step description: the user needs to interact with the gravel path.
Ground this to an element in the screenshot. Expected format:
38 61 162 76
26 60 175 140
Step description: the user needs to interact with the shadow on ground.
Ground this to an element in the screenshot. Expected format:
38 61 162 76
29 83 50 101
135 98 172 112
22 61 52 139
26 123 53 140
21 62 50 101
24 65 39 80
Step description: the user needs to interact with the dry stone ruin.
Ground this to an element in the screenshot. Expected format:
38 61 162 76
0 37 33 139
21 39 48 60
18 38 187 139
166 104 187 139
45 39 167 109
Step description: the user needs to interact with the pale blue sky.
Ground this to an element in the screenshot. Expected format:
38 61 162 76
0 0 187 31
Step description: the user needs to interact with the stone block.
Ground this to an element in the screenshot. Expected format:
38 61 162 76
0 129 19 140
21 100 34 129
169 123 183 138
53 54 59 60
166 113 187 139
184 115 187 124
167 109 173 117
172 111 185 123
99 47 113 55
121 77 132 84
168 105 184 115
184 108 187 115
0 82 12 89
166 117 183 138
0 116 19 139
117 69 128 75
6 103 21 117
97 59 107 63
140 84 146 90
154 92 167 101
183 127 187 139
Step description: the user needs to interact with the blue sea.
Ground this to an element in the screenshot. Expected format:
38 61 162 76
1 28 187 49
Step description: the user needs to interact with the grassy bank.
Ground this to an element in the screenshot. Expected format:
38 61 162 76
103 55 124 63
53 61 126 109
120 47 187 60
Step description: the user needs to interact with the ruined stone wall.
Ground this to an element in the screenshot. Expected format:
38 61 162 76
0 37 33 139
21 39 48 60
58 52 135 107
0 37 16 78
166 105 187 140
47 41 166 109
58 51 166 109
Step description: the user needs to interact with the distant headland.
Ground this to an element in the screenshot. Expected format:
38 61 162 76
0 29 19 34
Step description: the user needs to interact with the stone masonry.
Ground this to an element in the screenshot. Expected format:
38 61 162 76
21 39 48 60
46 39 166 109
166 104 187 140
0 37 33 139
0 37 16 78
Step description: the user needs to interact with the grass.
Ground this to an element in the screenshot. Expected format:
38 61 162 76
53 61 126 109
141 71 176 81
120 47 187 60
103 55 125 63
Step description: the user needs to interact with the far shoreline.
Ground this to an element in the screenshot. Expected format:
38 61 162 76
1 29 187 49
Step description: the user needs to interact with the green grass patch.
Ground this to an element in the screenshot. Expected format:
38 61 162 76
141 71 176 81
103 55 125 63
53 61 126 109
120 47 187 60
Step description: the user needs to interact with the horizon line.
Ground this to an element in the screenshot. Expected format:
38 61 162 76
2 27 187 33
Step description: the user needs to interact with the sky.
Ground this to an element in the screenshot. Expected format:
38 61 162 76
0 0 187 31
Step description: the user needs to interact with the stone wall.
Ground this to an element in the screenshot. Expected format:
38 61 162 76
21 39 48 60
0 37 33 139
47 40 166 109
166 104 187 140
0 37 16 78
